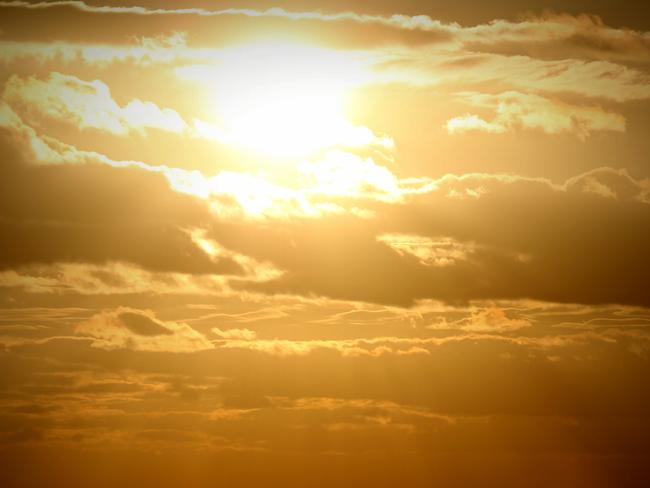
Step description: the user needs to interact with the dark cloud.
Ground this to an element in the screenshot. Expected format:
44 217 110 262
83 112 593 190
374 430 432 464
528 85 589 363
217 169 650 307
0 2 649 486
12 0 650 30
463 29 650 66
1 297 649 486
118 311 172 336
0 129 243 275
0 2 452 49
74 307 213 351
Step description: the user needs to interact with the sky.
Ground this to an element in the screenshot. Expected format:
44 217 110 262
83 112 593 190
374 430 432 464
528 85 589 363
0 1 650 486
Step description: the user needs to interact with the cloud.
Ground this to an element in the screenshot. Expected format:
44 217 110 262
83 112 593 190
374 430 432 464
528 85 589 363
0 127 244 275
446 91 625 139
75 307 213 352
0 1 453 50
4 104 649 309
565 167 650 202
1 3 648 105
461 13 650 64
377 234 475 267
212 327 257 340
0 3 649 482
117 311 174 336
4 69 391 166
0 96 398 222
217 168 650 307
3 72 195 136
0 262 233 295
429 306 532 332
446 114 508 135
3 2 649 64
215 332 588 358
381 49 650 102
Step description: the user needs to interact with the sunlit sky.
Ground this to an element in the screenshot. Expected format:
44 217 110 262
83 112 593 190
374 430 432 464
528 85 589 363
1 1 650 487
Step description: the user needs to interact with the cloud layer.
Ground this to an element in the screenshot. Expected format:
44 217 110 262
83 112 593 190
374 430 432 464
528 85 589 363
0 2 649 487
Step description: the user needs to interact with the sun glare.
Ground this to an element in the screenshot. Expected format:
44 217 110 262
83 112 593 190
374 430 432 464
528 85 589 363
200 41 374 157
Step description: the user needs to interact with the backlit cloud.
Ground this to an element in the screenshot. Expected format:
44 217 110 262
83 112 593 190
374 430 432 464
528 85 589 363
446 91 625 139
76 307 214 352
0 2 649 485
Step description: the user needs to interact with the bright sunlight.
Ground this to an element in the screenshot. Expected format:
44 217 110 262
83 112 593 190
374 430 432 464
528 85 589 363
186 41 381 157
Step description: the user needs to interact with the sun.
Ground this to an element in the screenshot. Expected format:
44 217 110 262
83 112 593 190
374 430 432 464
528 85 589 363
206 41 374 158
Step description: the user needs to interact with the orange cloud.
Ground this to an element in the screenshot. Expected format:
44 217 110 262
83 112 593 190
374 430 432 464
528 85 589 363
446 91 625 139
76 307 213 352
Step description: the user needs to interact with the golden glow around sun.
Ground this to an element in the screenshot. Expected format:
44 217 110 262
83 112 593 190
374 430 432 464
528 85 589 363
179 41 382 157
3 2 650 486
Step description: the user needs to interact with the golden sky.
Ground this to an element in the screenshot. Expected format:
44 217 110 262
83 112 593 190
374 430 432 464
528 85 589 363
1 1 650 486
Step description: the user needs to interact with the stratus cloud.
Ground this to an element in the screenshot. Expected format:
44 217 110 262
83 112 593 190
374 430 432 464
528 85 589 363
0 33 200 67
428 306 532 332
1 3 649 104
383 49 650 102
270 397 452 427
0 101 408 223
219 168 650 307
212 327 257 340
0 262 235 295
0 1 453 33
377 234 475 267
218 337 427 357
460 13 650 64
3 2 650 63
76 307 213 352
0 126 246 275
217 332 598 358
446 91 625 139
0 1 455 54
7 106 641 308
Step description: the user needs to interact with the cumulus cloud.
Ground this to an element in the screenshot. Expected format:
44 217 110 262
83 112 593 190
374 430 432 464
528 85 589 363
75 307 213 352
3 73 188 135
